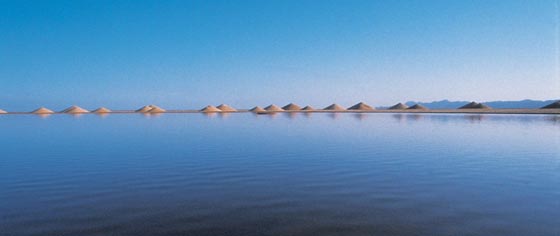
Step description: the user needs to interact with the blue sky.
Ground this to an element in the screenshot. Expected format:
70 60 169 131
0 0 558 110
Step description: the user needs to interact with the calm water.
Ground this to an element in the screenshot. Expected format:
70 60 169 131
1 113 559 236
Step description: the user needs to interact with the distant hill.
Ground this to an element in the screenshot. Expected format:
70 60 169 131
379 99 559 109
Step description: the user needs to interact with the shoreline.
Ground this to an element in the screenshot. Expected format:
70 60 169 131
1 109 559 115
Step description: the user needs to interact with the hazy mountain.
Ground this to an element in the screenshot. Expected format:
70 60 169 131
387 99 560 109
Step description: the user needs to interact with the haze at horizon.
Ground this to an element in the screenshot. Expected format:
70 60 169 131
0 0 558 110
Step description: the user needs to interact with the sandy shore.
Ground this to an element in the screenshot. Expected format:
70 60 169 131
1 109 559 115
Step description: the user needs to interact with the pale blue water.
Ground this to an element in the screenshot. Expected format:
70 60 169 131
1 113 559 236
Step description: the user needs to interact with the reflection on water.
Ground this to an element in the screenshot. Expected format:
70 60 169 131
352 113 367 121
35 113 52 118
0 113 559 236
408 114 423 121
387 113 560 125
328 112 340 120
283 112 298 119
391 113 404 122
140 112 164 118
546 115 560 123
218 112 231 119
464 114 484 123
94 113 110 118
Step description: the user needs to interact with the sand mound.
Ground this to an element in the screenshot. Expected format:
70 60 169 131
541 101 560 109
136 105 165 113
282 103 302 111
200 105 222 112
265 104 284 112
250 106 266 113
0 109 7 114
148 105 166 113
62 105 89 114
32 107 55 114
389 103 408 109
475 103 491 109
407 104 428 110
92 107 111 113
459 102 478 109
348 102 374 111
216 104 237 112
459 102 491 109
136 105 153 113
301 106 315 111
323 104 346 111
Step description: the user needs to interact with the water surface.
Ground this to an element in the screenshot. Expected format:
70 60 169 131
1 113 559 236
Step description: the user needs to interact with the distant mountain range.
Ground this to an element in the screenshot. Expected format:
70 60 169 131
380 99 559 109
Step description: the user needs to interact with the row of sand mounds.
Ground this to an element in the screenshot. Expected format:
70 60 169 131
200 104 239 113
5 100 558 115
251 102 373 113
29 106 107 114
388 102 490 110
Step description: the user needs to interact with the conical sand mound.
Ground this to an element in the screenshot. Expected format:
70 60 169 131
200 105 221 113
148 105 165 113
250 106 266 113
0 109 7 114
32 107 55 114
348 102 374 111
216 104 237 112
459 102 478 109
62 105 89 114
324 104 346 111
459 102 491 109
92 107 111 113
541 101 560 109
301 106 315 111
282 103 302 111
136 105 165 113
389 103 408 110
407 104 428 110
136 105 153 113
265 104 284 112
478 103 491 109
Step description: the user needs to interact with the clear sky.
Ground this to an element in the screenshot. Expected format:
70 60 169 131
1 0 558 110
